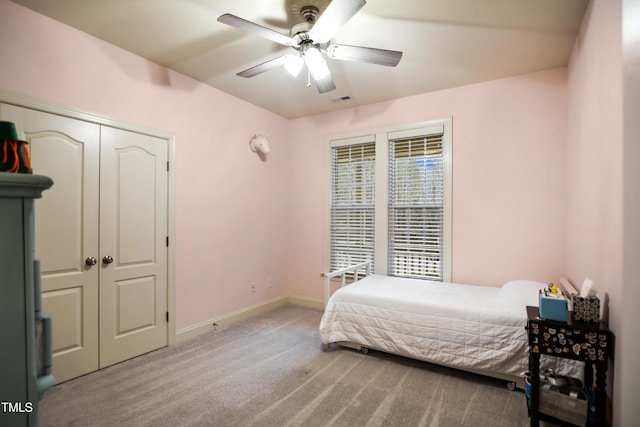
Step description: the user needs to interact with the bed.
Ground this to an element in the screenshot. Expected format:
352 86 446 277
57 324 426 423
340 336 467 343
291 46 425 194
319 263 580 387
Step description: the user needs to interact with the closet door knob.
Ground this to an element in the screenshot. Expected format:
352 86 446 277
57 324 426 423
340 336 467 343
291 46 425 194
85 257 97 266
102 255 114 264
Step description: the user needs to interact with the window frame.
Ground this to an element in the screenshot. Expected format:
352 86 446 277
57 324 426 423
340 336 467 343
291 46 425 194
325 118 452 282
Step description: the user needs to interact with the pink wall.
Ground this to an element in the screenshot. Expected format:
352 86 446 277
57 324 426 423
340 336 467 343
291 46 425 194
287 68 569 300
566 1 632 425
566 0 623 307
0 0 291 330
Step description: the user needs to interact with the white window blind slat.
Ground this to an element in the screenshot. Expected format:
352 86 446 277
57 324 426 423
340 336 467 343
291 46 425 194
387 125 444 141
330 134 376 148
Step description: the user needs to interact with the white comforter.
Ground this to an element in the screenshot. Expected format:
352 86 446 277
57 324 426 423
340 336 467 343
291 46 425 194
319 275 550 378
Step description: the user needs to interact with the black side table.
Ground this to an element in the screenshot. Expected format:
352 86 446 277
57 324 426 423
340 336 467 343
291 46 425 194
526 305 613 427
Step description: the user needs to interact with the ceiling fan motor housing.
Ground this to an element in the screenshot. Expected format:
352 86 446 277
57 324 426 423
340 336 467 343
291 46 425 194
300 5 320 23
290 24 329 52
290 22 313 40
291 4 330 52
290 5 323 49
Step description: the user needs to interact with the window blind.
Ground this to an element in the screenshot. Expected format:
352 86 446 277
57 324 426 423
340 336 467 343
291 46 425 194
330 141 376 272
388 133 444 280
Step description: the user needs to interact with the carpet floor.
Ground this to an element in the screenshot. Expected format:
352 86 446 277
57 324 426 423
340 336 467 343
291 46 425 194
40 304 530 427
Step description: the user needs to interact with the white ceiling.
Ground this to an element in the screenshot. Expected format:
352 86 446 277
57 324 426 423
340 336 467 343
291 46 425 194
12 0 589 119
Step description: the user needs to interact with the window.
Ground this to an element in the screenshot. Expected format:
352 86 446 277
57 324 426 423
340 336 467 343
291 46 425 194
388 133 445 280
328 120 451 281
329 136 376 272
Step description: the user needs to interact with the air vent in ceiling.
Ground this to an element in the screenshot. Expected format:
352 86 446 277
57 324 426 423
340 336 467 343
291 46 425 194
331 96 352 103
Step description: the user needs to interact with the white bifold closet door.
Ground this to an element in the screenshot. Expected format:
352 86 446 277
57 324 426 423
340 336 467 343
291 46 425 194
1 104 168 383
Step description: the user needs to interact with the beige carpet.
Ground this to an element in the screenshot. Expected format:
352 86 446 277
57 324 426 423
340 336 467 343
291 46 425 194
40 305 529 427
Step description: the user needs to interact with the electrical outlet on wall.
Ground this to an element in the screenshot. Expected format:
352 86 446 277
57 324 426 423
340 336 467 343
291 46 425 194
266 277 272 288
251 281 256 293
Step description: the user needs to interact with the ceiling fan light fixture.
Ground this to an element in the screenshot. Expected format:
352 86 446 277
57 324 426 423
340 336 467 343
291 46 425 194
304 46 330 81
284 55 304 77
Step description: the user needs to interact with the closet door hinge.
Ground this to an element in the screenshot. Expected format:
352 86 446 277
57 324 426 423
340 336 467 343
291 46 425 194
166 312 169 322
166 236 169 247
167 161 170 172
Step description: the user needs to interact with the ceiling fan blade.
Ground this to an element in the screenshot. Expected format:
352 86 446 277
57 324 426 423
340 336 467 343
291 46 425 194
218 13 294 46
310 0 366 44
327 44 403 67
314 73 336 94
237 55 290 78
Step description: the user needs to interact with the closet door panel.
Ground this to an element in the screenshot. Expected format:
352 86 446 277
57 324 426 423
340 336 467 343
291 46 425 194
99 126 168 368
0 104 100 383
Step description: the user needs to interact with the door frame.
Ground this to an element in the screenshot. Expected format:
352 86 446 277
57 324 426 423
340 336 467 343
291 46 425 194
0 89 177 346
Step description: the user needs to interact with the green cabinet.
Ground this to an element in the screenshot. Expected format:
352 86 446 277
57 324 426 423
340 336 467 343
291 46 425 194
0 173 54 427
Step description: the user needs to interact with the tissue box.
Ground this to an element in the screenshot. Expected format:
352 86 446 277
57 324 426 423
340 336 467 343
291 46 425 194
539 292 568 322
572 294 600 323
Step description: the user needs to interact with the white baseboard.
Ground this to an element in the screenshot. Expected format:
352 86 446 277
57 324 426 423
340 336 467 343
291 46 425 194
286 295 324 311
175 295 324 344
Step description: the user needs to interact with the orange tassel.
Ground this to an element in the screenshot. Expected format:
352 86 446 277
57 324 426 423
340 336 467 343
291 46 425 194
22 142 32 170
9 141 19 172
2 141 20 172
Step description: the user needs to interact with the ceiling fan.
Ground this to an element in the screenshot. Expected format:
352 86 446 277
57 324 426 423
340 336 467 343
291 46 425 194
217 0 403 94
